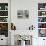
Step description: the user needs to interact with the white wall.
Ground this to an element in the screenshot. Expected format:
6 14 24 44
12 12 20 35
11 0 46 46
11 0 38 30
11 0 46 29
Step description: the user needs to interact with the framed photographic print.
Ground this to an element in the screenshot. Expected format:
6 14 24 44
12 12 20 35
17 10 29 19
38 29 46 37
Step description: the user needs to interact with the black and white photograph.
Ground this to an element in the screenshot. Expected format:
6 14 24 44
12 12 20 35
38 29 46 37
38 17 46 22
17 10 29 19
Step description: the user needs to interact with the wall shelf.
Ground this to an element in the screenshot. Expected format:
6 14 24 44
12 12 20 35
0 16 8 17
38 10 46 11
0 10 8 11
38 22 46 23
38 3 46 37
0 3 8 37
38 28 46 29
38 16 46 17
0 22 8 23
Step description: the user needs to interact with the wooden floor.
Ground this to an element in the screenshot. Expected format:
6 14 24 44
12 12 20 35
0 45 8 46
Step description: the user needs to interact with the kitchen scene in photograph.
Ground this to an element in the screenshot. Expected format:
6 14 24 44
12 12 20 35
38 3 46 10
38 17 46 22
38 23 46 28
0 17 8 22
17 10 29 19
38 29 46 37
38 11 46 16
0 11 8 16
0 3 8 10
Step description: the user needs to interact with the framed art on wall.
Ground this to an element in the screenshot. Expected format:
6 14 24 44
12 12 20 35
17 10 29 19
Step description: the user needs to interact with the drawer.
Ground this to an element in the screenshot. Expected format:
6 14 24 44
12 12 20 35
0 37 8 45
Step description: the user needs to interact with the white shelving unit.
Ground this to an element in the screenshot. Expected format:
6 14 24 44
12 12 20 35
38 3 46 37
0 3 9 45
0 3 8 36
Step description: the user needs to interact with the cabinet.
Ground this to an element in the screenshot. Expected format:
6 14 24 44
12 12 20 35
0 3 8 46
0 0 11 45
0 35 8 45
